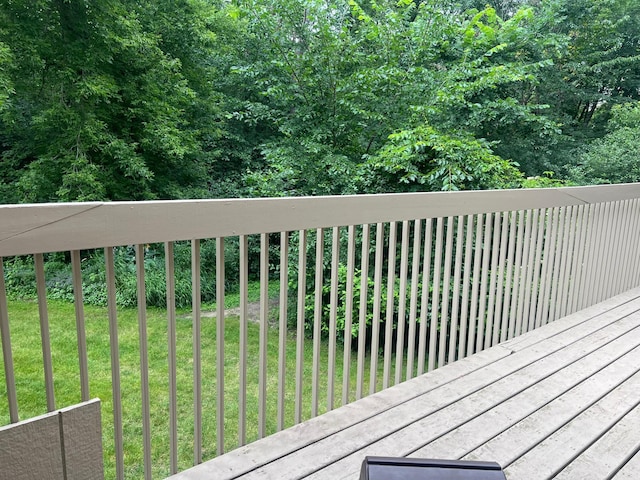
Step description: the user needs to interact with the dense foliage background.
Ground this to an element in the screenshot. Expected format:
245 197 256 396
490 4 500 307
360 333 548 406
1 0 638 204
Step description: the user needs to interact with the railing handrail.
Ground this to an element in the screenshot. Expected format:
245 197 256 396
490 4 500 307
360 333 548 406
2 183 640 257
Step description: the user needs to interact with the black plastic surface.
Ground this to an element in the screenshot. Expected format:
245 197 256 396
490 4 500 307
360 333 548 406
359 456 507 480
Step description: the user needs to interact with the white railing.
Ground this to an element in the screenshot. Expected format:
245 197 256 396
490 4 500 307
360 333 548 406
1 184 640 479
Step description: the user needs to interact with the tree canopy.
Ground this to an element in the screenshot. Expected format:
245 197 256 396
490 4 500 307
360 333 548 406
0 0 638 203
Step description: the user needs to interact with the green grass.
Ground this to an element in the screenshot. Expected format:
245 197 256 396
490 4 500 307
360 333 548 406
0 285 390 479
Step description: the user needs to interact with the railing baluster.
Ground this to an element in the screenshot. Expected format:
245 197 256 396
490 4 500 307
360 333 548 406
549 207 568 322
356 224 369 398
507 211 525 339
383 222 397 386
406 220 422 380
105 247 124 480
614 201 631 296
165 242 179 472
279 232 289 427
71 250 89 401
0 257 18 423
476 214 491 352
34 253 55 411
439 217 454 366
541 208 560 325
342 225 356 403
484 212 501 348
135 245 153 479
312 228 323 413
500 211 517 342
394 221 409 382
216 238 226 451
459 215 474 356
294 230 307 423
369 223 384 392
239 235 248 443
577 205 595 310
417 219 432 375
528 209 546 330
558 206 576 318
258 234 268 437
448 216 464 362
191 240 202 465
467 214 483 355
429 217 443 371
607 201 624 299
522 210 539 333
568 205 587 314
493 212 509 344
625 200 640 289
587 203 605 306
328 228 338 408
515 210 532 337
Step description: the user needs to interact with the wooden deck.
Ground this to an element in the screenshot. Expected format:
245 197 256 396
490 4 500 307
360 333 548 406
169 287 640 480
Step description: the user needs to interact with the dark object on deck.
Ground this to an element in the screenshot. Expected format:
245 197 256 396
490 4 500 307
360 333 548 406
359 456 507 480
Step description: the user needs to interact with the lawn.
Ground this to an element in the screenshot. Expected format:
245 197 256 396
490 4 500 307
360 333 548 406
0 286 385 479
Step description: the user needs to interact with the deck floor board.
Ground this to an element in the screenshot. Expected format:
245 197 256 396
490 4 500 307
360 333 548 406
168 287 640 480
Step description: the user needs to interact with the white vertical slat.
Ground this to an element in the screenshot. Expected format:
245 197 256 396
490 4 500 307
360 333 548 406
475 214 492 353
521 210 539 333
394 221 409 383
342 225 356 404
576 205 595 310
258 234 268 436
417 219 433 375
294 230 307 423
567 205 586 314
527 209 546 331
500 211 517 342
239 235 248 443
428 217 444 371
514 210 532 338
383 222 398 387
558 206 577 318
596 202 613 303
216 238 226 450
191 240 202 463
459 215 474 356
0 257 18 423
356 224 370 398
438 217 454 366
571 205 591 312
105 247 124 480
369 223 384 393
606 201 623 299
135 245 152 479
585 203 604 307
548 207 567 323
328 228 339 408
507 211 525 339
312 229 324 413
466 214 483 356
164 242 178 471
541 208 560 325
612 201 630 296
448 216 464 362
278 232 289 428
599 202 616 301
632 199 640 287
34 253 55 411
484 212 501 349
534 209 552 328
71 250 89 401
621 200 639 291
493 212 509 345
406 220 422 380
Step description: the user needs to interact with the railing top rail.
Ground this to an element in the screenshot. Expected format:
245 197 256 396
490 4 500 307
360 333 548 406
1 183 639 256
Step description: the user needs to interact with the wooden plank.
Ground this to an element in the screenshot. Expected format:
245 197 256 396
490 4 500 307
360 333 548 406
502 370 640 479
297 308 640 480
554 403 640 479
166 346 511 480
612 449 640 479
412 329 640 462
2 184 639 256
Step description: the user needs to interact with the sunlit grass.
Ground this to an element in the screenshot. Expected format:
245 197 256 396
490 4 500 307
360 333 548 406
0 287 388 479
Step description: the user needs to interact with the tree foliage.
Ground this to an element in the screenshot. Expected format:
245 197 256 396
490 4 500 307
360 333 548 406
0 0 638 204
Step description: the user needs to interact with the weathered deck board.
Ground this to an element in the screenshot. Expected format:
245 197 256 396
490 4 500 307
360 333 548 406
168 287 640 480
